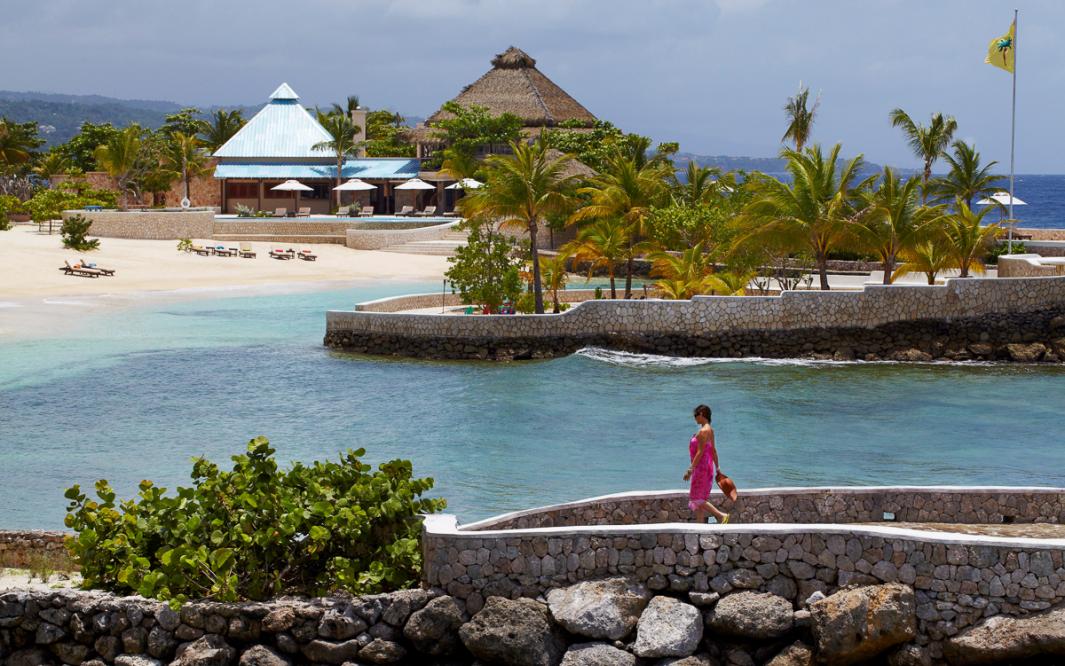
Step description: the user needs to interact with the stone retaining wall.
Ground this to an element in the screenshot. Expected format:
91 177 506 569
61 210 216 241
344 220 460 250
354 290 607 313
998 254 1065 278
0 531 69 570
325 275 1065 361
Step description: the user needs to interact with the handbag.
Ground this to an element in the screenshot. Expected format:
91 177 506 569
716 473 738 502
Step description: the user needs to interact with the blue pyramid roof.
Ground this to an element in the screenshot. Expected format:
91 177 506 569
213 84 332 159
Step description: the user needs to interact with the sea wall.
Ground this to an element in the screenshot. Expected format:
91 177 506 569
61 210 216 241
998 254 1065 278
422 486 1065 662
0 531 68 570
353 289 607 313
344 220 459 250
325 275 1065 361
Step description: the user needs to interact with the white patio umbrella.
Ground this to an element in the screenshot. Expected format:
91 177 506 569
445 178 483 190
394 177 436 213
271 180 313 215
976 191 1027 252
333 178 377 191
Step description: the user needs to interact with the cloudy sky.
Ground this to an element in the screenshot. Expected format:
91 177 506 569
2 0 1063 171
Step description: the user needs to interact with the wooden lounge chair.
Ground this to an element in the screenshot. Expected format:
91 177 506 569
415 206 437 217
79 259 115 276
269 248 294 260
442 210 460 217
336 205 355 217
295 207 311 217
395 205 414 217
239 242 256 258
360 205 375 217
190 244 212 256
60 260 103 278
298 249 317 261
272 207 287 217
211 245 235 257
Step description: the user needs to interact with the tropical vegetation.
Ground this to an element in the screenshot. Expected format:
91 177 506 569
314 109 363 209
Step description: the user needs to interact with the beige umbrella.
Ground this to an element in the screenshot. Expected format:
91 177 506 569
445 178 483 190
271 179 313 215
977 191 1027 252
394 177 436 213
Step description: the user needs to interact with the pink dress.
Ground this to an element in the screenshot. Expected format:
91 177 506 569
688 433 715 511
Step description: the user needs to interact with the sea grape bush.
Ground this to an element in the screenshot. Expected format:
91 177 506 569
60 214 100 251
64 437 446 605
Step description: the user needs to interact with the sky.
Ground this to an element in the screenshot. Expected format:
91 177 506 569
2 0 1063 172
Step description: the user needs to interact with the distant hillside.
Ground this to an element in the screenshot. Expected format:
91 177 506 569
674 152 919 178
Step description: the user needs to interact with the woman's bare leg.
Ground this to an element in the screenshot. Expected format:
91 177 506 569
702 501 728 522
693 507 706 523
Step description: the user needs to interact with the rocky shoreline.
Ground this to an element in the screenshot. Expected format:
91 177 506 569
325 308 1065 363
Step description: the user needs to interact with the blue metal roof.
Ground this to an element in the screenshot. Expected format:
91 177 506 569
212 84 334 159
214 159 421 180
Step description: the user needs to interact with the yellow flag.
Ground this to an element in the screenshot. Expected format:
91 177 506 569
985 21 1015 73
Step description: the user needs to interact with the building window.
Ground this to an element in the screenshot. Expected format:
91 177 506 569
226 182 258 198
262 181 286 195
304 182 331 200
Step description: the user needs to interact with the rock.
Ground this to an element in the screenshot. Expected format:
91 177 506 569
546 577 652 640
943 606 1065 663
171 635 237 666
967 343 994 357
358 638 406 664
116 656 163 666
632 596 703 659
1006 342 1046 362
157 609 181 632
803 590 825 607
704 592 793 640
36 621 66 644
261 607 296 633
459 597 565 666
892 348 932 362
559 642 636 666
317 610 366 640
6 648 52 666
887 643 931 666
810 584 916 665
238 645 290 666
1051 315 1065 331
724 648 755 666
300 639 362 664
380 589 431 627
51 642 89 665
403 595 466 655
765 642 813 666
656 656 714 666
688 592 719 608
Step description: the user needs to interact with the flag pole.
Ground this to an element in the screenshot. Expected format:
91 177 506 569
1008 8 1018 252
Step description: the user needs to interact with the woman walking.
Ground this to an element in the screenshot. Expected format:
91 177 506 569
683 404 730 524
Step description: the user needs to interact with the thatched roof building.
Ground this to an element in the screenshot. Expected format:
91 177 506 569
427 47 597 128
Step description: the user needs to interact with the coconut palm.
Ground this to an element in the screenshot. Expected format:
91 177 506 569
94 125 144 208
570 149 671 298
538 253 569 313
200 109 246 153
562 218 630 299
851 168 942 284
893 238 952 285
0 119 37 169
889 108 957 195
649 244 730 299
313 111 363 209
672 161 726 206
461 140 576 314
440 148 480 181
942 200 1002 278
929 141 1004 209
782 83 820 151
737 144 870 290
331 96 361 117
32 151 71 179
164 133 211 204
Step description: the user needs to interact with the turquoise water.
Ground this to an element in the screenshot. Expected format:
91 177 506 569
2 283 1064 530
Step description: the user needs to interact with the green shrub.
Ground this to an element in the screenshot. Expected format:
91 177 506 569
64 437 445 604
235 203 254 217
986 241 1027 265
61 214 100 251
26 184 116 222
0 195 25 230
176 238 193 252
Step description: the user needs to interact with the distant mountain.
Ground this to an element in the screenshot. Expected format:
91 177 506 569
674 152 920 179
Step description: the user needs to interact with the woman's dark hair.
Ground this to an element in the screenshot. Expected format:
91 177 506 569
693 404 712 422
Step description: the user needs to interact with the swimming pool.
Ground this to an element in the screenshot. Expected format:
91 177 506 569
214 215 457 224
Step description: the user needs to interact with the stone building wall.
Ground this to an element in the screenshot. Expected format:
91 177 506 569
325 275 1065 361
344 220 459 250
50 170 220 209
61 210 216 241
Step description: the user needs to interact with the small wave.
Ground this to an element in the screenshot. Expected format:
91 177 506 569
41 298 99 308
0 302 23 309
574 347 1008 369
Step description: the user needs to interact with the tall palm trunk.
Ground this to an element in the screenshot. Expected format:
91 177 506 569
816 253 830 290
528 219 544 314
335 155 343 209
609 266 617 299
624 253 634 299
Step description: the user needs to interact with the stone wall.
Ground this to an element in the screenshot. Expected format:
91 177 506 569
51 169 220 209
421 486 1065 662
344 221 459 250
0 531 68 570
325 275 1065 362
61 210 216 241
1021 227 1065 241
998 254 1065 278
354 290 607 313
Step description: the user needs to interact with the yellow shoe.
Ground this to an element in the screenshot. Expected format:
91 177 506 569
718 514 730 525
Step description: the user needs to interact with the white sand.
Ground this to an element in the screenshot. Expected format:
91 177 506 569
0 568 79 592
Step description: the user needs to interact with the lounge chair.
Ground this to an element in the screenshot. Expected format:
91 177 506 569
336 205 355 217
442 210 460 217
395 205 414 217
239 242 256 258
269 248 294 260
272 207 287 217
415 206 437 217
190 244 212 256
360 205 375 217
295 207 311 218
211 245 234 257
298 249 317 261
60 260 103 278
79 259 115 276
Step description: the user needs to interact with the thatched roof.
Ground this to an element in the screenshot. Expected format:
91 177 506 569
427 47 597 128
545 149 597 180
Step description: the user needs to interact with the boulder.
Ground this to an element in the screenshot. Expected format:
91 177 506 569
656 656 714 666
358 638 406 664
765 641 813 666
704 592 793 640
170 635 236 666
459 597 565 666
687 592 719 608
261 607 296 633
1006 342 1046 362
892 349 933 362
300 639 362 664
546 578 652 640
632 596 703 659
809 584 916 665
237 645 290 666
6 648 53 666
559 642 637 666
943 606 1065 664
115 657 163 666
317 610 366 640
380 588 432 627
403 595 466 655
887 643 931 666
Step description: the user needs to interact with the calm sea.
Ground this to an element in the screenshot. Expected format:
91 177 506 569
1 284 1063 530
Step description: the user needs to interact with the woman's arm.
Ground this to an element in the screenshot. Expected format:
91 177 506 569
684 438 707 481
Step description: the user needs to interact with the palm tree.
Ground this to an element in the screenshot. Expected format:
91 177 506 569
461 140 576 314
0 119 36 169
94 125 144 208
942 200 1002 278
32 151 71 179
893 239 952 285
851 168 942 284
673 161 724 206
649 244 730 299
200 109 246 153
165 133 211 204
313 111 362 209
737 144 870 290
331 96 361 117
562 218 629 299
440 148 480 181
538 253 569 313
570 149 671 298
889 108 958 196
930 141 1004 209
782 83 820 151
